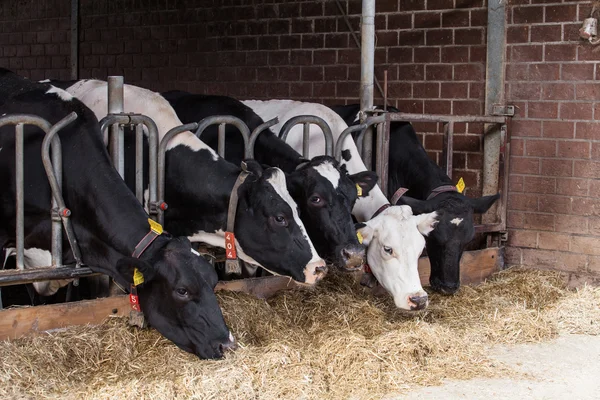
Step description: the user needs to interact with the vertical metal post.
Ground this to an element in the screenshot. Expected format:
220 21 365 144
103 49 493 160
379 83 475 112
218 123 226 158
302 123 310 159
442 122 454 179
70 0 79 80
483 0 506 225
51 136 63 267
108 76 125 178
375 114 390 196
135 123 144 204
15 123 24 270
360 0 375 170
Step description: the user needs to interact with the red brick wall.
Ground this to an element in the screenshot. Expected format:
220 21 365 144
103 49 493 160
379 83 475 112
506 0 600 283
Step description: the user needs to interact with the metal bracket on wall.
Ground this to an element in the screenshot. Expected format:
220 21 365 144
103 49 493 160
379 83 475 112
491 105 515 117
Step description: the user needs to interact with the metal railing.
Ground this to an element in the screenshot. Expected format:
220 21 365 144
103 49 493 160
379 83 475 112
278 115 334 158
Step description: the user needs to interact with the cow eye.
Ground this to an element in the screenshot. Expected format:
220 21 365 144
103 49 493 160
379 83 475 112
273 214 288 227
383 246 393 255
309 195 322 205
176 288 188 297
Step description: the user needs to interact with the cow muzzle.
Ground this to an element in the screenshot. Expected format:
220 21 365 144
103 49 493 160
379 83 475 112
303 260 328 284
407 292 429 311
338 243 366 271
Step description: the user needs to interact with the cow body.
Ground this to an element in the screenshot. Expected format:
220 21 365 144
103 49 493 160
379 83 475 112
0 69 233 359
331 104 499 294
58 80 326 284
243 100 438 311
162 91 373 269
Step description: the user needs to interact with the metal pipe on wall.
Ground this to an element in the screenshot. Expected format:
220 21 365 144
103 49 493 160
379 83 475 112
70 0 79 80
107 76 125 179
360 0 376 171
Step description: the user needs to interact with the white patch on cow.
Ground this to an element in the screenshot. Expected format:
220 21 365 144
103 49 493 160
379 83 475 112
64 79 218 160
190 248 200 256
313 161 340 189
4 247 72 296
242 99 391 222
188 229 261 267
356 206 437 310
46 85 73 101
450 217 464 226
267 168 322 264
39 79 51 83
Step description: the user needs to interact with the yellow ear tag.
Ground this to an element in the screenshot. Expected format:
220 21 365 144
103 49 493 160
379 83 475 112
356 183 363 197
148 218 163 234
356 231 363 244
456 177 466 194
133 268 145 286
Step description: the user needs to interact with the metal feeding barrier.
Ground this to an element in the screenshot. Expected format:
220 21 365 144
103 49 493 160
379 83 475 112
277 115 334 158
0 113 98 307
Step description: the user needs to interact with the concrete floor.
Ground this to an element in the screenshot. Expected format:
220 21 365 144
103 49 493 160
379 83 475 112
400 334 600 400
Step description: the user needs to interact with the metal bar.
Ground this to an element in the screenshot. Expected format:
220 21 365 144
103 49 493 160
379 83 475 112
335 123 368 162
41 112 84 270
158 123 199 226
360 0 376 170
278 115 334 157
51 131 62 268
107 76 124 178
248 117 279 158
388 112 506 125
195 116 252 159
217 123 226 158
70 0 79 80
442 122 454 179
0 265 97 287
15 123 24 270
135 123 143 203
302 123 310 159
355 114 385 164
375 113 390 194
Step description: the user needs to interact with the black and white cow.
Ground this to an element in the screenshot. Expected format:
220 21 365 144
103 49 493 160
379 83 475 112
0 69 234 359
161 91 375 270
331 104 500 294
57 80 326 284
243 100 438 311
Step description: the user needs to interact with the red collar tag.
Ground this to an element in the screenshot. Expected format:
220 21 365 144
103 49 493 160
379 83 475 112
129 284 141 312
225 231 237 259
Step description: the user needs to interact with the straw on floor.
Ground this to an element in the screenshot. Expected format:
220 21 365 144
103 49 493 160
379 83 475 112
0 267 598 400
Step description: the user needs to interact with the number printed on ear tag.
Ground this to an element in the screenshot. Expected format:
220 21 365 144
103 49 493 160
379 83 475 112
225 231 237 259
133 268 145 286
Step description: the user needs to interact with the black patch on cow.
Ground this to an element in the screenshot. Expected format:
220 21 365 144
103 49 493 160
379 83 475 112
341 149 352 162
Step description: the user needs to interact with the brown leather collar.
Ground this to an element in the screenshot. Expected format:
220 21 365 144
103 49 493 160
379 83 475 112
390 187 409 205
371 203 391 219
224 163 250 275
426 185 458 200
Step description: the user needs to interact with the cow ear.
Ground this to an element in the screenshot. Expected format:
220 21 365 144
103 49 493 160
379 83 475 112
350 171 378 197
469 193 500 214
414 211 438 236
285 172 304 198
355 222 374 245
242 159 263 177
396 196 437 215
116 257 156 286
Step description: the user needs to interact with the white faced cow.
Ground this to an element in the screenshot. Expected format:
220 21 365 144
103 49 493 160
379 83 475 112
53 80 327 285
332 105 500 295
0 69 233 359
243 100 437 311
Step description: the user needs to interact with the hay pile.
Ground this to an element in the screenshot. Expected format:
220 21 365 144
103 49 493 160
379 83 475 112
0 267 598 399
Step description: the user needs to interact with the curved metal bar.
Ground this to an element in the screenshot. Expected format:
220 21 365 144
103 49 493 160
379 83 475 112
355 115 385 159
335 123 368 162
194 115 252 159
278 115 334 158
157 123 199 226
41 112 84 269
98 114 131 136
248 117 279 159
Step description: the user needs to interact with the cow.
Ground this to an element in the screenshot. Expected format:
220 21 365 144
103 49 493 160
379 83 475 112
55 80 326 284
0 69 234 359
242 100 438 311
161 91 375 270
331 104 500 294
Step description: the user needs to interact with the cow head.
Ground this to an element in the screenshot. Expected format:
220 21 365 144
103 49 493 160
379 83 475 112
235 161 327 284
116 236 234 359
286 156 378 271
397 193 500 294
356 206 437 311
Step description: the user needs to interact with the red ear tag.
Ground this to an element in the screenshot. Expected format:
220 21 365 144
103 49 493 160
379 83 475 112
225 231 237 260
129 285 141 312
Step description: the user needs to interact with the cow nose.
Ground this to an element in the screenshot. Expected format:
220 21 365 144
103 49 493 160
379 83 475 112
218 332 237 355
340 244 366 270
408 294 429 311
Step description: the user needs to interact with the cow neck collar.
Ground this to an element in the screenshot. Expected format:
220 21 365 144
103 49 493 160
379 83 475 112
223 162 251 275
371 203 391 219
389 184 458 205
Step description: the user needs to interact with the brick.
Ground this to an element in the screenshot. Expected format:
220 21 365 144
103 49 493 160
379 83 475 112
426 29 453 46
513 6 544 24
561 64 594 81
454 64 483 81
455 28 483 45
388 47 413 63
442 10 469 27
528 102 558 119
539 194 571 214
572 197 600 216
469 82 484 99
576 122 600 140
541 159 573 177
507 229 537 248
400 0 425 11
538 232 570 251
506 64 528 81
558 141 591 159
454 134 481 151
512 120 542 137
574 160 600 178
556 177 589 197
441 82 469 99
397 64 424 80
413 82 439 98
427 0 454 10
542 83 574 100
424 100 451 114
507 26 529 44
590 218 600 236
441 46 469 63
511 45 543 62
507 211 525 229
397 99 424 113
521 249 586 272
523 176 556 194
571 236 600 256
545 4 578 23
524 139 556 157
388 13 413 29
509 83 542 100
399 31 425 46
575 83 600 100
545 44 577 62
425 64 452 80
388 82 412 97
590 180 600 198
529 63 560 81
377 31 398 47
531 24 562 42
560 102 593 120
524 213 555 231
510 174 524 192
454 100 482 115
543 121 575 139
555 214 588 234
511 138 525 156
